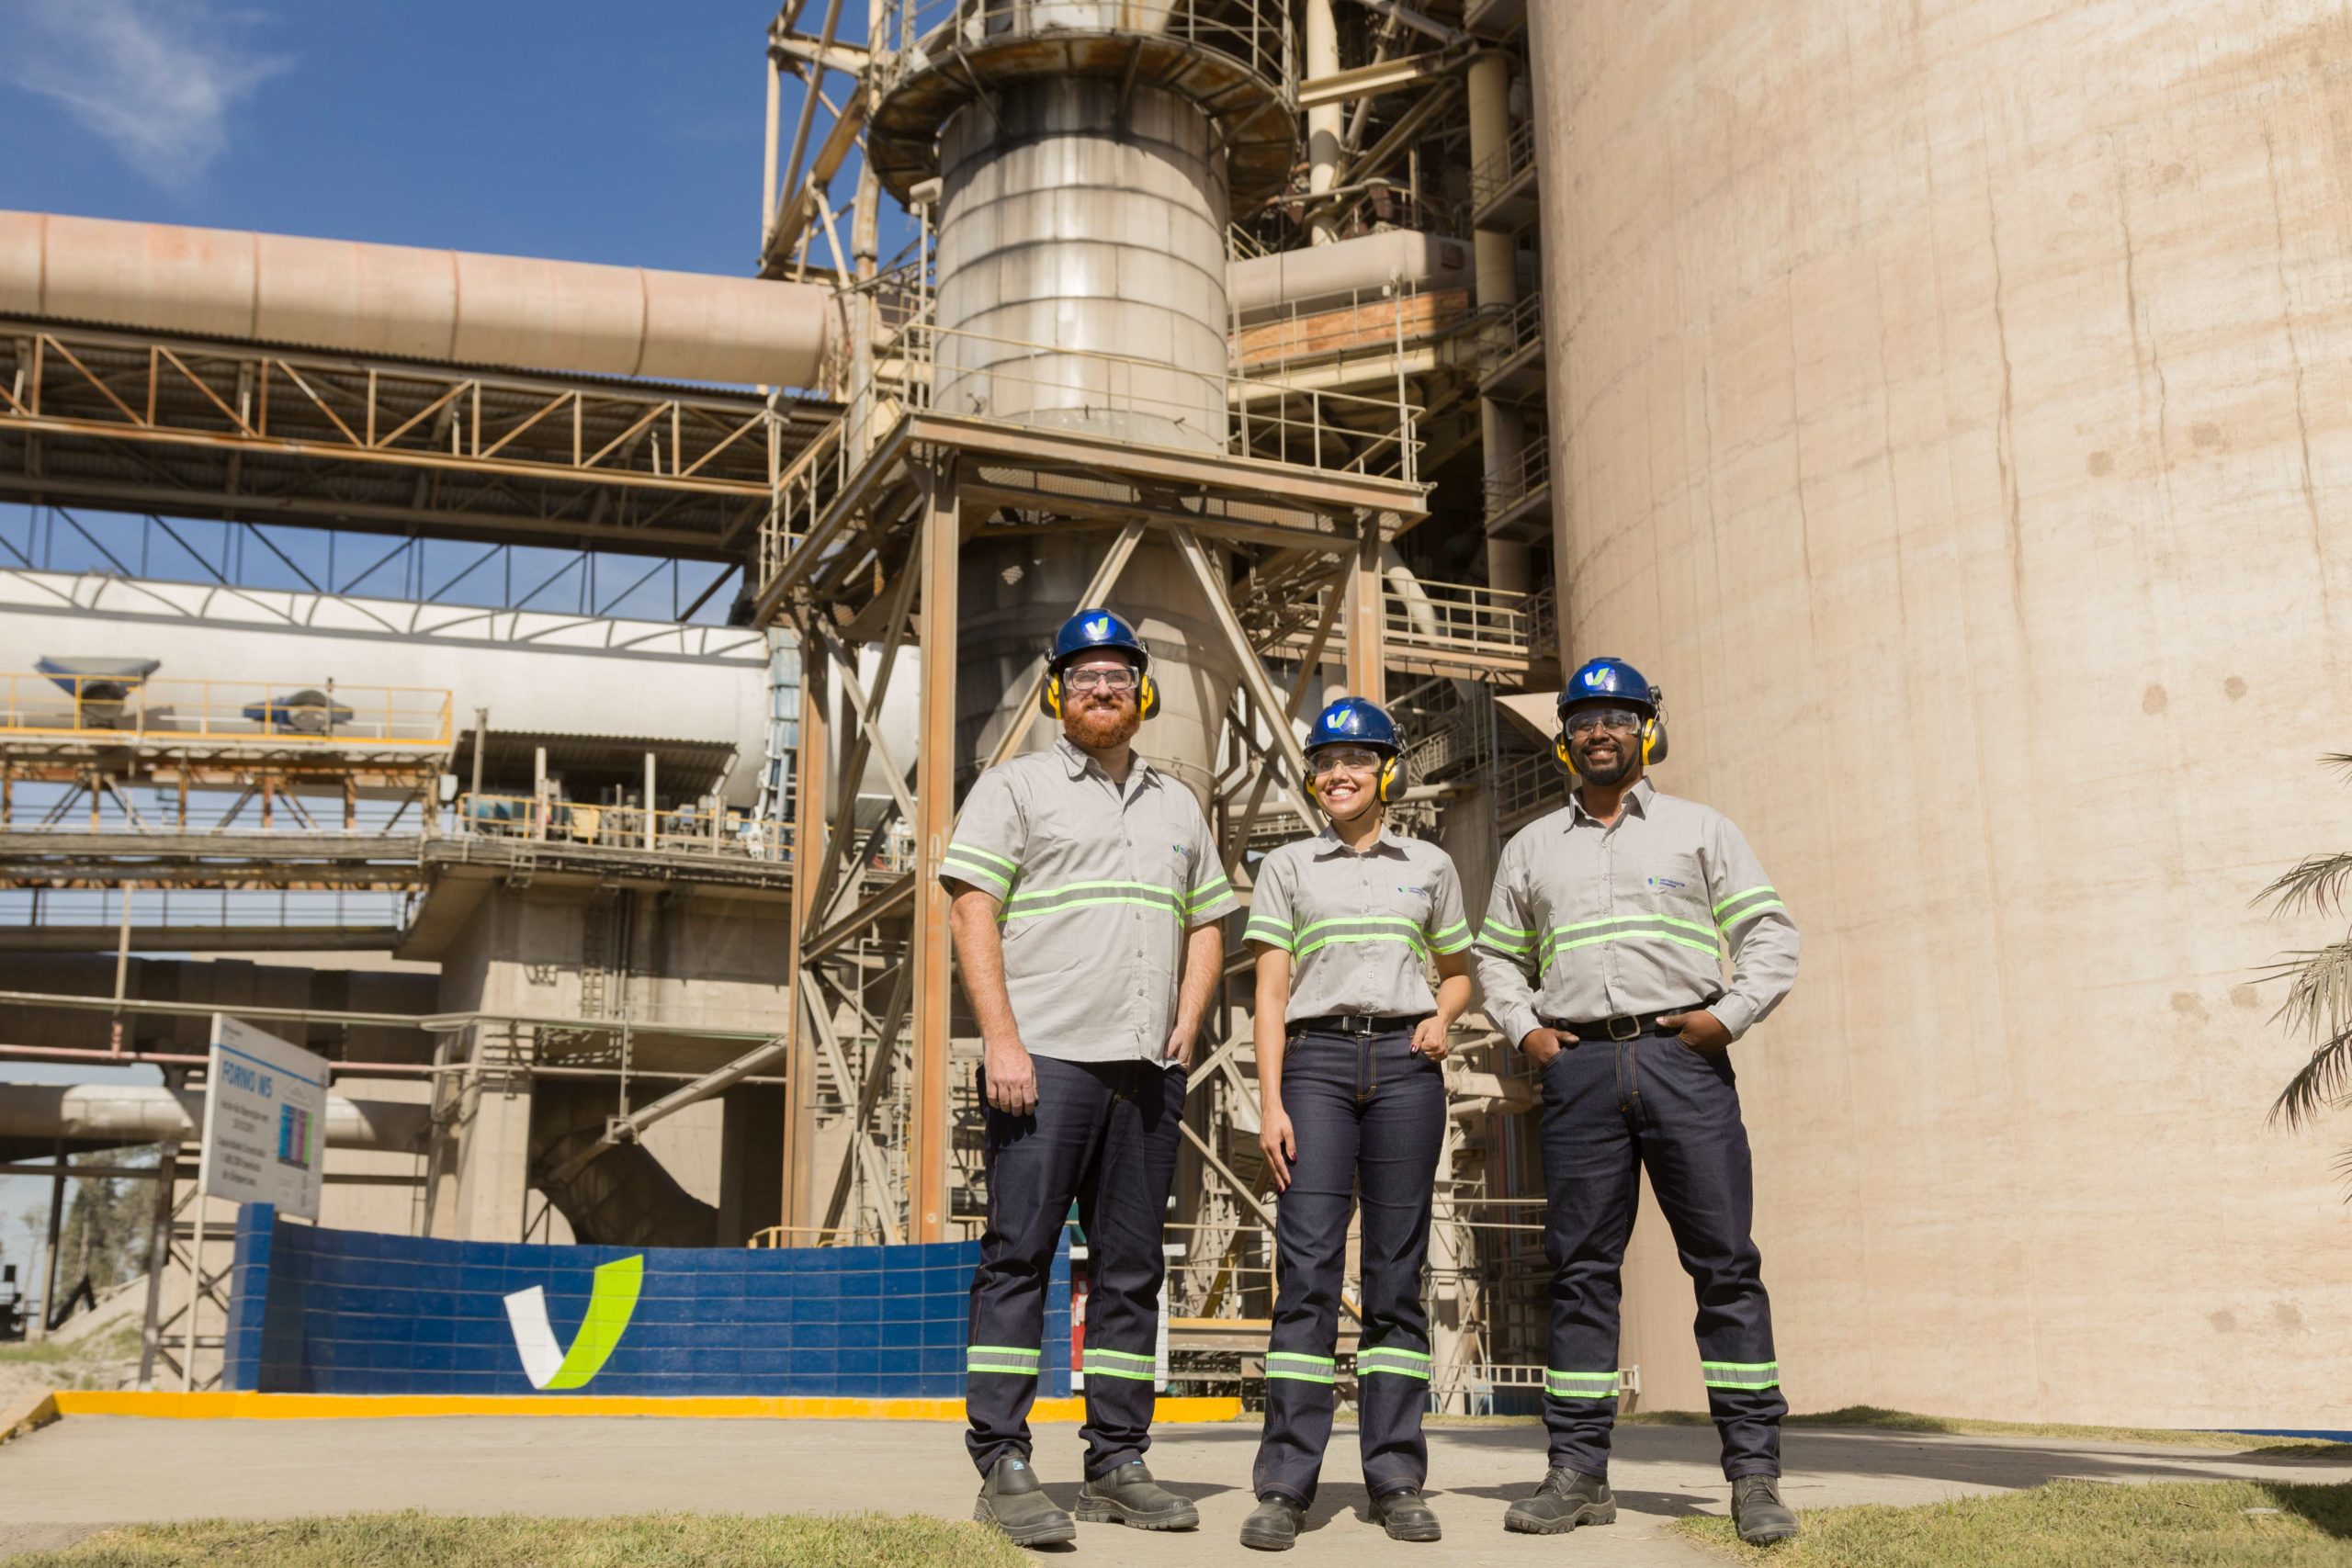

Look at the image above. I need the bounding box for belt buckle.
[1607,1013,1641,1042]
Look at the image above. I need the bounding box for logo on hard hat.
[1083,615,1113,640]
[1582,668,1607,687]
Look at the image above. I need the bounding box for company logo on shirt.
[1396,885,1431,897]
[1648,875,1687,891]
[1172,842,1193,862]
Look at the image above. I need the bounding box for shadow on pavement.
[1038,1479,1242,1510]
[1301,1482,1368,1531]
[1445,1482,1719,1518]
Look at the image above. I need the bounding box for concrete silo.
[1526,3,2352,1427]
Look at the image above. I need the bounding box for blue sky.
[0,1,794,274]
[0,2,887,619]
[0,1,837,1294]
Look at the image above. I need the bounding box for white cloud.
[0,0,291,186]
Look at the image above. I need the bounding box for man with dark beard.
[1473,657,1803,1546]
[941,608,1235,1548]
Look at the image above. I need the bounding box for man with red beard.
[941,608,1236,1548]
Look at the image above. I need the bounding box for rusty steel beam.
[907,455,958,1244]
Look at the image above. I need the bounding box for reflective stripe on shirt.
[941,736,1238,1064]
[1472,778,1798,1046]
[1245,824,1470,1022]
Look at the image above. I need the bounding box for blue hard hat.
[1049,608,1150,672]
[1306,696,1401,756]
[1558,656,1658,718]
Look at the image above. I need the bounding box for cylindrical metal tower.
[875,1,1296,795]
[933,78,1231,451]
[1529,2,2352,1430]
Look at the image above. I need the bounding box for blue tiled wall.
[224,1204,1070,1398]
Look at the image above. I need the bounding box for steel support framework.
[0,320,838,559]
[763,397,1425,1250]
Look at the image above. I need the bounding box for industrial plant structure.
[0,0,2344,1434]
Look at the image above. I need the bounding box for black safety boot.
[1502,1468,1617,1534]
[1238,1495,1306,1551]
[1732,1475,1801,1544]
[1370,1487,1442,1542]
[1075,1459,1200,1530]
[973,1454,1075,1548]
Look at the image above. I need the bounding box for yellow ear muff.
[1039,671,1063,718]
[1555,732,1577,774]
[1138,672,1159,721]
[1377,754,1400,802]
[1641,714,1668,766]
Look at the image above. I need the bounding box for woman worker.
[1238,696,1475,1551]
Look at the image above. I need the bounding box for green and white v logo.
[503,1254,643,1391]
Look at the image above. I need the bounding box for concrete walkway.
[3,1415,2346,1564]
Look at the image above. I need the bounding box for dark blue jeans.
[1537,1028,1785,1481]
[1253,1027,1446,1506]
[967,1054,1184,1480]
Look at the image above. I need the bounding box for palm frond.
[2261,941,2352,1128]
[2254,852,2352,915]
[2271,1026,2352,1130]
[2326,753,2352,781]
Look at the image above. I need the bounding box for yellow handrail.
[0,675,452,747]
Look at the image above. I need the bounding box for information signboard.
[198,1014,329,1221]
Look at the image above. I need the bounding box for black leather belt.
[1544,1001,1713,1042]
[1295,1011,1422,1036]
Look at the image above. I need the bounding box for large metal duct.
[1530,2,2352,1430]
[0,1084,426,1152]
[0,210,842,389]
[1227,229,1473,324]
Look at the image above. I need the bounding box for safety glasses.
[1307,747,1385,775]
[1564,707,1642,737]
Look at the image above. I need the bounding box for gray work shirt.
[1243,824,1471,1023]
[1474,777,1798,1048]
[941,736,1238,1065]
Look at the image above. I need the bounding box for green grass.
[1675,1479,2352,1567]
[7,1513,1024,1568]
[1620,1405,2352,1459]
[0,1341,74,1365]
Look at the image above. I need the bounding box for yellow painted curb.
[51,1391,1240,1424]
